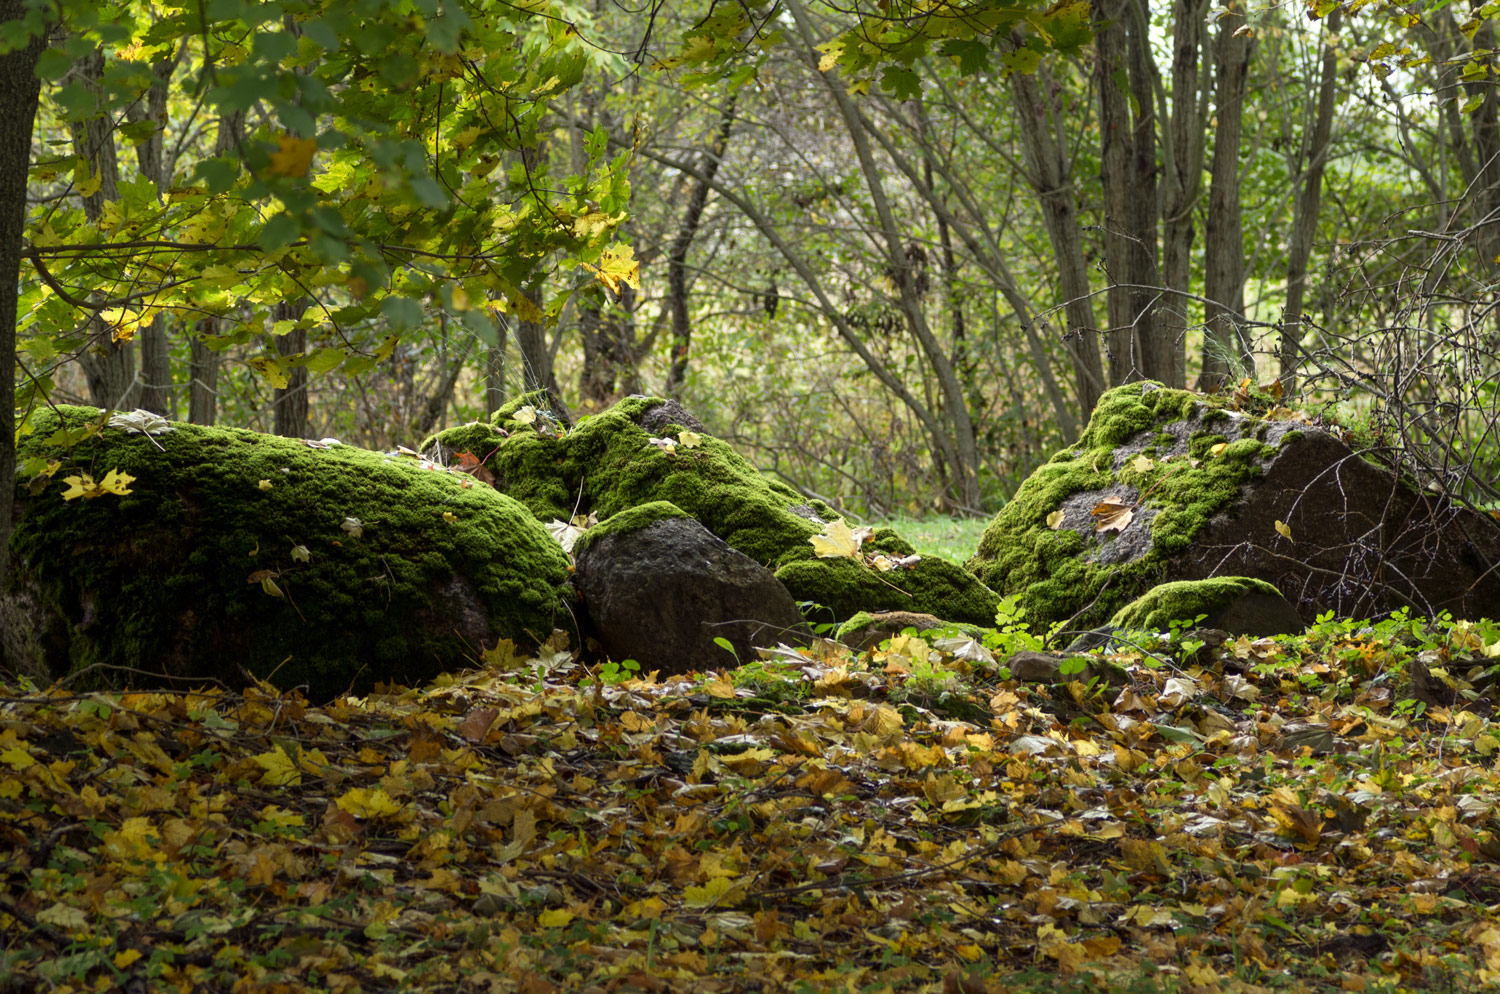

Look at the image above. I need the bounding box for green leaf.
[381,295,424,332]
[880,66,921,101]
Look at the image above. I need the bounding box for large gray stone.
[573,510,809,675]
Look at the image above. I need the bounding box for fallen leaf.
[1091,498,1133,534]
[1275,519,1293,541]
[1131,454,1154,473]
[810,519,869,558]
[1046,510,1065,530]
[1209,442,1228,457]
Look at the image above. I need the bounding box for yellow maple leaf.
[60,469,135,501]
[1209,441,1229,457]
[336,786,404,820]
[98,468,134,495]
[267,134,318,177]
[253,744,302,786]
[683,875,740,908]
[537,908,575,927]
[1046,509,1065,530]
[1274,519,1293,541]
[810,519,871,558]
[581,244,640,294]
[1131,454,1154,473]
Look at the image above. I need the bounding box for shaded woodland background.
[12,0,1500,519]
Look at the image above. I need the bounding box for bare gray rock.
[573,516,810,675]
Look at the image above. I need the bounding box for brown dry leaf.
[1092,498,1134,534]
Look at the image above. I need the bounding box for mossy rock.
[834,610,988,651]
[426,394,1001,626]
[4,407,573,700]
[970,380,1500,627]
[1109,577,1302,636]
[968,382,1272,628]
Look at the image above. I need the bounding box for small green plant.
[985,594,1044,658]
[594,658,641,684]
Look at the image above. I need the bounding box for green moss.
[12,406,572,699]
[968,382,1280,629]
[775,553,998,626]
[428,394,999,625]
[1109,577,1285,631]
[573,501,691,553]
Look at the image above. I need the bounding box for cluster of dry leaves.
[3,616,1499,993]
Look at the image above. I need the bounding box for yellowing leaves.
[335,786,404,820]
[61,468,135,501]
[267,134,318,177]
[810,518,871,558]
[254,744,302,786]
[581,244,640,293]
[1275,519,1294,541]
[1046,509,1065,530]
[683,875,744,908]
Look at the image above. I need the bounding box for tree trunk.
[1009,65,1106,414]
[484,328,507,417]
[69,48,137,410]
[789,0,981,509]
[579,286,638,412]
[1159,0,1209,389]
[664,96,737,397]
[273,300,310,437]
[1094,0,1160,385]
[1200,5,1255,390]
[129,51,177,415]
[414,312,474,434]
[188,112,242,426]
[0,1,47,580]
[1279,9,1339,394]
[189,322,221,425]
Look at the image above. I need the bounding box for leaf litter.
[3,612,1500,992]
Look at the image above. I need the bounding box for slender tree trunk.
[1159,0,1209,389]
[579,286,638,412]
[69,48,137,410]
[189,320,221,424]
[484,330,507,417]
[1280,9,1340,394]
[0,1,47,580]
[273,300,310,437]
[789,0,980,508]
[1200,4,1256,390]
[1009,65,1106,413]
[1095,0,1159,385]
[665,96,737,397]
[129,51,176,415]
[188,112,241,426]
[414,312,474,434]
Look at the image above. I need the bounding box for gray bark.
[665,97,736,397]
[69,48,137,410]
[188,112,243,426]
[1009,65,1106,414]
[1094,0,1160,385]
[129,52,177,416]
[1279,10,1340,394]
[1159,0,1210,389]
[1200,6,1256,390]
[273,299,310,437]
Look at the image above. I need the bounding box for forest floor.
[3,607,1500,993]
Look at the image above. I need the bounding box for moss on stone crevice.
[572,500,691,554]
[12,406,573,699]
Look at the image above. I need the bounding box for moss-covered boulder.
[3,407,573,700]
[1108,577,1302,635]
[573,502,809,674]
[427,393,1000,626]
[969,381,1500,628]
